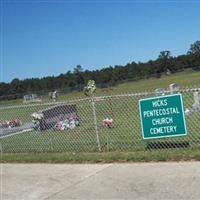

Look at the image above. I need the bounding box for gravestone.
[23,94,41,103]
[49,90,59,102]
[39,103,79,130]
[192,91,200,112]
[166,69,171,75]
[52,90,58,102]
[169,83,179,94]
[154,88,165,96]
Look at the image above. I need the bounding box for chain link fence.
[0,86,200,154]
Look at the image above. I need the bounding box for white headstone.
[52,90,57,102]
[23,94,41,103]
[193,91,200,105]
[192,91,200,112]
[169,83,179,94]
[166,69,171,75]
[154,88,165,96]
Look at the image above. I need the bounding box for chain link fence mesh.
[0,86,200,154]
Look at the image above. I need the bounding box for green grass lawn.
[2,148,200,163]
[0,69,200,161]
[1,87,200,153]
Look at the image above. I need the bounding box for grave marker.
[23,94,41,103]
[169,83,179,94]
[154,88,165,96]
[192,91,200,112]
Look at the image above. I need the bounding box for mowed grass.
[2,148,200,163]
[113,69,200,93]
[1,88,200,154]
[0,69,200,160]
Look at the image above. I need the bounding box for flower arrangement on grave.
[0,119,22,128]
[54,113,81,131]
[103,118,113,128]
[83,80,96,96]
[31,112,44,128]
[51,90,58,102]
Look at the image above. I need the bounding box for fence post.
[91,96,101,151]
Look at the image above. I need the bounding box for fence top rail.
[0,87,199,110]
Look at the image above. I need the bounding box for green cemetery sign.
[139,94,187,139]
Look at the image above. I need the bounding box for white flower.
[31,112,43,119]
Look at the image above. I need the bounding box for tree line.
[0,40,200,100]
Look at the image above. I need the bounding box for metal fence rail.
[0,86,200,153]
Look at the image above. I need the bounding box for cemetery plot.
[0,88,200,153]
[32,103,81,131]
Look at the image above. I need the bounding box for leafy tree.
[73,65,84,85]
[157,50,173,74]
[158,50,172,59]
[1,40,200,100]
[187,40,200,55]
[73,65,83,73]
